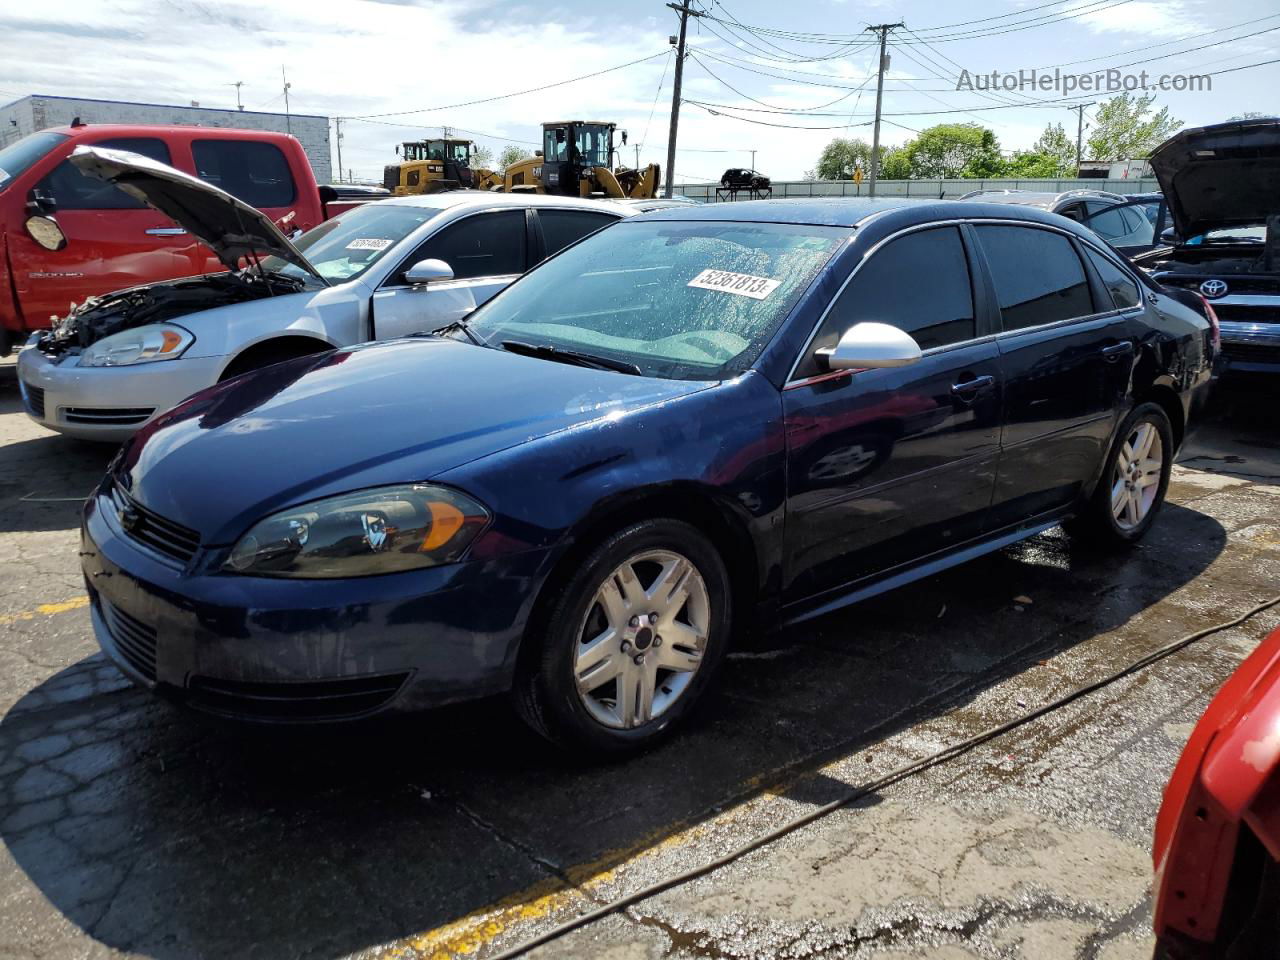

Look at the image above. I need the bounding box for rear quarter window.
[538,209,618,258]
[192,139,296,207]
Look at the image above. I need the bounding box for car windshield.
[0,131,69,192]
[465,219,849,380]
[261,203,440,283]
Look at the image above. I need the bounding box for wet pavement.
[2,357,1279,960]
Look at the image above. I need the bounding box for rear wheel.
[515,519,731,755]
[1066,401,1173,548]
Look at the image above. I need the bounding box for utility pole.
[664,1,704,198]
[229,81,244,111]
[1069,102,1096,177]
[281,66,292,134]
[750,148,756,170]
[334,117,344,184]
[635,144,641,169]
[865,22,902,197]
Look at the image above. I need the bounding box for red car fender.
[1154,626,1280,942]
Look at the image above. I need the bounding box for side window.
[538,210,617,259]
[1084,247,1142,309]
[407,210,526,281]
[1082,203,1129,241]
[798,226,975,379]
[1057,203,1085,222]
[975,225,1095,332]
[38,137,172,210]
[191,140,296,207]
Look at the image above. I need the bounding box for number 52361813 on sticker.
[686,268,781,300]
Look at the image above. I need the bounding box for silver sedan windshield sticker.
[346,238,393,251]
[687,268,781,300]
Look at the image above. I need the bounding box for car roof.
[46,124,301,143]
[379,192,633,215]
[626,195,1102,235]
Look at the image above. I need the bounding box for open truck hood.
[68,145,329,286]
[1149,117,1280,239]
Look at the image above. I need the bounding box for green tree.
[471,145,495,169]
[1086,93,1181,161]
[1030,122,1075,176]
[1001,151,1063,178]
[815,137,872,180]
[902,123,1003,178]
[1229,111,1267,120]
[498,145,532,170]
[879,146,911,180]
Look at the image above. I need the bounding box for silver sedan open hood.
[69,145,329,286]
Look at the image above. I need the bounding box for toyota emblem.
[1200,279,1228,299]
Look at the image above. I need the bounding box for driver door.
[371,208,530,340]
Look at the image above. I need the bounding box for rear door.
[14,136,188,324]
[782,225,1002,603]
[370,208,529,340]
[532,208,620,260]
[974,223,1136,526]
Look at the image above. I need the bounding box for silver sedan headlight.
[80,324,194,367]
[223,484,490,578]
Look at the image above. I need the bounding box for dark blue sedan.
[82,198,1215,754]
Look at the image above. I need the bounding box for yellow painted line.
[387,776,804,960]
[0,595,90,627]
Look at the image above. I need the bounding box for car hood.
[1149,117,1280,238]
[69,146,328,285]
[116,337,713,543]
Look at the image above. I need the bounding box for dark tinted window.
[410,209,526,280]
[1082,203,1129,241]
[0,131,68,192]
[191,139,295,207]
[976,225,1094,331]
[800,227,975,377]
[538,209,617,258]
[38,137,172,210]
[1084,247,1141,309]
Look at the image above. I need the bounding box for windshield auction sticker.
[687,269,781,300]
[346,238,393,251]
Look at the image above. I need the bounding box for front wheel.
[514,519,731,755]
[1066,402,1173,548]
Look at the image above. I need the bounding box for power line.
[342,50,668,119]
[689,51,872,112]
[688,100,874,130]
[639,49,674,150]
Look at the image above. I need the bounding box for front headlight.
[223,484,490,578]
[80,324,194,367]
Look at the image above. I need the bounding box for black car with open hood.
[1133,117,1280,377]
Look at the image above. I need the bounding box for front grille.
[1223,341,1280,366]
[186,673,411,721]
[63,407,154,426]
[21,384,46,418]
[101,598,158,681]
[109,482,201,564]
[1213,304,1280,325]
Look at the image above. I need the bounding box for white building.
[0,93,332,182]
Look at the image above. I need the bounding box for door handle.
[144,227,188,236]
[950,374,995,399]
[1101,340,1134,361]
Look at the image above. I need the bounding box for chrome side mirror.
[404,258,454,285]
[818,322,922,371]
[25,216,67,252]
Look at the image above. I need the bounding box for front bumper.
[1218,321,1280,375]
[82,487,558,721]
[16,345,225,441]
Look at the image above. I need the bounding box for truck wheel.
[1066,402,1173,548]
[514,519,731,756]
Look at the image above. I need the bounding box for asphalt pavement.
[2,357,1278,960]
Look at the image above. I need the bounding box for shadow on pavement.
[0,501,1227,959]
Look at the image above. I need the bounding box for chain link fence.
[672,178,1159,202]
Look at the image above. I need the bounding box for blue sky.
[1,0,1277,182]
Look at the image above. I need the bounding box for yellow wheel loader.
[383,139,478,195]
[474,121,660,198]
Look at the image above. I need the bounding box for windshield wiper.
[428,318,483,346]
[500,340,642,376]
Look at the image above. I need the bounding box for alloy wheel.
[1111,421,1164,530]
[573,549,710,729]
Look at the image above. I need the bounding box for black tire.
[514,518,732,756]
[1066,401,1173,548]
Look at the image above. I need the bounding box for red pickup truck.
[0,122,364,354]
